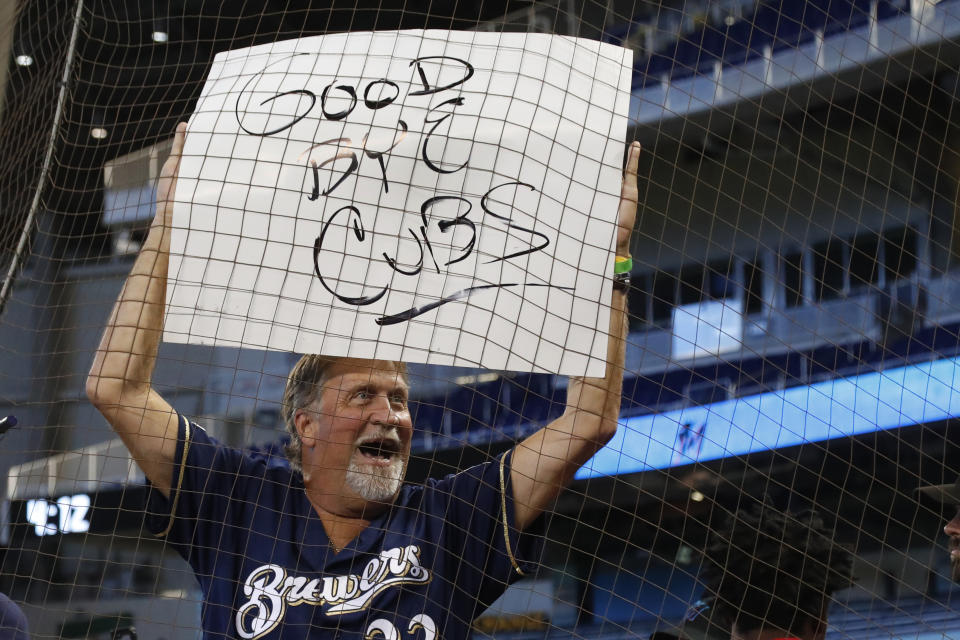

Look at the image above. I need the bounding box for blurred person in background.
[918,475,960,582]
[701,504,854,640]
[0,592,29,640]
[648,597,726,640]
[653,503,854,640]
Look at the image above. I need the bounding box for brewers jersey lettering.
[146,415,540,640]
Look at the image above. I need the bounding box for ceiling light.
[89,111,110,140]
[690,490,705,502]
[152,16,170,43]
[14,54,33,67]
[724,15,737,26]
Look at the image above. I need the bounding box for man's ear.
[294,408,315,447]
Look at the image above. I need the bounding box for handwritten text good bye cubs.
[165,29,632,375]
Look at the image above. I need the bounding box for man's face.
[945,506,960,582]
[297,359,412,515]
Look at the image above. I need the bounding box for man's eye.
[354,390,370,401]
[390,394,407,405]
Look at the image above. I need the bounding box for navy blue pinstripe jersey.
[146,415,540,640]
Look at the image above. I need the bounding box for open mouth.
[356,438,401,463]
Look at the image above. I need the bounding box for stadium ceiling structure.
[0,0,548,264]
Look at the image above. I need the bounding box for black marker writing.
[301,121,408,198]
[312,205,387,306]
[383,230,424,276]
[319,84,357,121]
[420,196,476,268]
[361,120,409,193]
[408,56,474,96]
[313,184,557,315]
[304,138,358,200]
[480,182,550,263]
[363,79,400,109]
[422,97,469,175]
[234,52,573,327]
[374,283,573,326]
[236,54,317,137]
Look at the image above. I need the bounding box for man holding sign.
[88,31,637,640]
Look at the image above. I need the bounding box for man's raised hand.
[617,141,641,256]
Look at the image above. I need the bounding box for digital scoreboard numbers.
[8,486,147,542]
[25,494,91,536]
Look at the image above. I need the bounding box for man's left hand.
[617,141,641,256]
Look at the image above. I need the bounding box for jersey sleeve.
[425,449,543,608]
[144,413,272,574]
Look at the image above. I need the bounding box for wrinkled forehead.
[322,358,409,390]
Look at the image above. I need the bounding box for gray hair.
[281,355,408,474]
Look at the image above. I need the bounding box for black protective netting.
[1,1,960,639]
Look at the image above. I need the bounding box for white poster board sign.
[165,29,632,376]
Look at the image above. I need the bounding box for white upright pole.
[0,0,85,317]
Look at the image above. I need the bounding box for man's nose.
[945,513,960,537]
[367,395,407,426]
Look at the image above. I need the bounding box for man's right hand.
[86,123,187,498]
